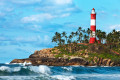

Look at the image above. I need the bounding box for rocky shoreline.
[10,48,119,66]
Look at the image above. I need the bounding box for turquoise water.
[0,63,120,80]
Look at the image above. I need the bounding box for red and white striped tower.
[89,8,96,43]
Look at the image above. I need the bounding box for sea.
[0,63,120,80]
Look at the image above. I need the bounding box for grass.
[112,45,120,53]
[53,44,120,64]
[88,52,120,62]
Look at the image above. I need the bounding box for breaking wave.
[0,64,120,80]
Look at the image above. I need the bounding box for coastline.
[10,44,120,66]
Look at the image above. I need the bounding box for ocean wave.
[29,65,51,75]
[0,64,120,80]
[0,76,50,80]
[52,75,76,80]
[0,65,51,76]
[61,67,73,71]
[0,66,21,72]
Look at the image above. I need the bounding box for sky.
[0,0,120,63]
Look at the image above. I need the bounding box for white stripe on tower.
[91,19,96,26]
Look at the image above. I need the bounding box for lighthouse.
[89,8,96,43]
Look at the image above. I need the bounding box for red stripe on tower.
[89,8,96,43]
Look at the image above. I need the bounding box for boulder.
[110,62,114,66]
[106,59,111,66]
[102,59,108,66]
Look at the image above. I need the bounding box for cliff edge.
[10,44,120,66]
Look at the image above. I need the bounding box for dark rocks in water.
[10,58,89,66]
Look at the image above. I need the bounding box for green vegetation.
[52,27,120,62]
[52,27,120,52]
[88,52,120,63]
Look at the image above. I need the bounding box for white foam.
[38,65,51,74]
[12,67,21,72]
[5,62,9,64]
[71,74,120,79]
[29,65,51,75]
[52,75,76,80]
[23,62,32,66]
[62,67,72,71]
[0,66,11,72]
[0,76,40,80]
[0,66,21,72]
[11,63,24,65]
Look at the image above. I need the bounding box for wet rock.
[110,62,114,66]
[102,59,108,66]
[106,59,111,66]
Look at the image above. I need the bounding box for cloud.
[0,34,52,47]
[11,0,42,4]
[21,13,55,23]
[110,24,120,30]
[113,14,118,17]
[21,13,71,23]
[54,0,73,5]
[60,13,71,17]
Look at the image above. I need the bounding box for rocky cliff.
[10,45,120,66]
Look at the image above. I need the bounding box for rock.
[10,59,25,63]
[110,62,114,66]
[102,59,108,66]
[106,59,111,66]
[99,58,103,65]
[84,54,89,58]
[10,57,89,66]
[93,57,97,65]
[97,58,100,65]
[10,47,118,66]
[29,48,55,58]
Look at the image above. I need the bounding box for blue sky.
[0,0,120,63]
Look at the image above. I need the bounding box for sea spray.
[0,64,120,80]
[29,65,51,75]
[38,65,51,75]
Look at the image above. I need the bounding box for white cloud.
[11,0,41,4]
[14,35,51,45]
[21,13,71,23]
[110,24,120,30]
[60,13,70,17]
[54,0,73,5]
[44,35,51,44]
[15,36,40,42]
[21,13,55,23]
[113,14,118,17]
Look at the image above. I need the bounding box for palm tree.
[52,36,57,43]
[78,27,82,32]
[71,32,75,37]
[69,35,73,41]
[101,32,106,43]
[83,34,88,43]
[79,32,83,43]
[62,31,66,37]
[87,28,90,37]
[75,31,78,36]
[96,30,102,43]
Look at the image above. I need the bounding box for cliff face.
[10,44,120,66]
[10,48,89,66]
[11,58,89,66]
[29,48,55,58]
